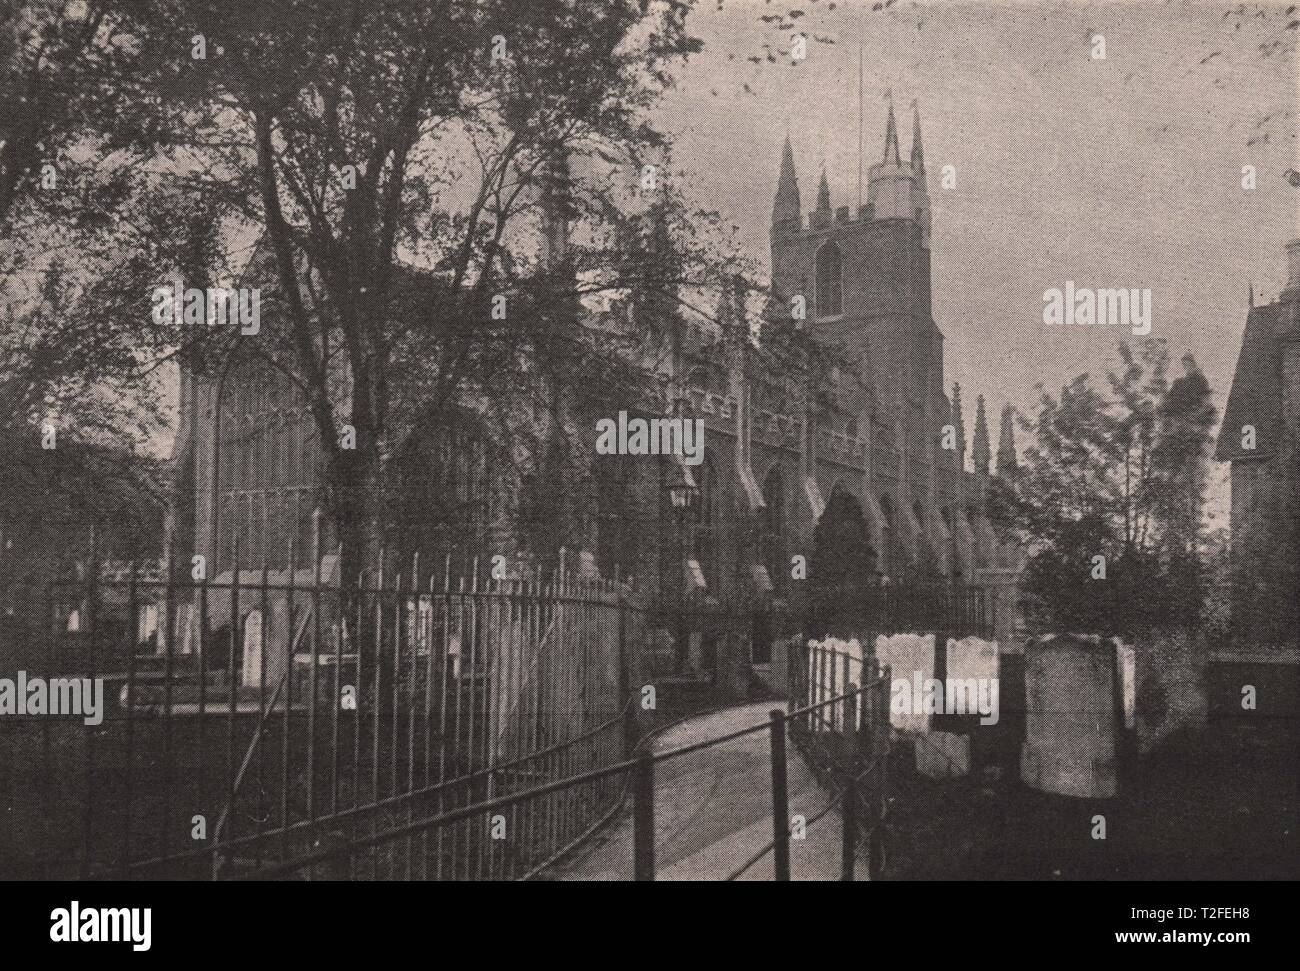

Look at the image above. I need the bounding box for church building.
[167,101,1023,691]
[1215,240,1300,650]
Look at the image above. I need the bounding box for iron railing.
[0,514,993,880]
[248,673,895,882]
[242,636,934,882]
[0,521,656,880]
[808,582,991,642]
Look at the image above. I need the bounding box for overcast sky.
[656,0,1299,520]
[150,2,1296,523]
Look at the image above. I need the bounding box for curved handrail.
[243,676,891,880]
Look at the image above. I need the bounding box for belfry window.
[815,242,842,319]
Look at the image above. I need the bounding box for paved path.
[545,702,854,880]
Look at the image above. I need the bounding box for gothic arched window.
[913,500,934,576]
[811,484,875,625]
[815,241,843,319]
[395,413,496,563]
[967,504,982,568]
[879,493,896,579]
[217,358,320,573]
[692,456,719,590]
[942,506,958,578]
[595,455,636,583]
[761,466,786,593]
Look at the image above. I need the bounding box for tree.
[1,3,241,543]
[989,342,1218,635]
[55,0,717,582]
[811,488,875,622]
[0,0,157,234]
[0,168,228,549]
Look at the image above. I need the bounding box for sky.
[144,1,1297,523]
[653,0,1299,522]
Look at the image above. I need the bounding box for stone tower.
[769,100,942,445]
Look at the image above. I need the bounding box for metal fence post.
[841,781,856,881]
[786,637,797,715]
[768,709,790,881]
[618,599,636,758]
[841,688,858,880]
[859,674,873,758]
[868,685,887,882]
[867,817,884,881]
[632,750,655,881]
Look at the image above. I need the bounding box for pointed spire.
[996,404,1017,475]
[973,395,991,475]
[1248,281,1254,308]
[772,135,801,228]
[951,383,966,455]
[883,101,901,166]
[816,165,831,212]
[909,100,925,174]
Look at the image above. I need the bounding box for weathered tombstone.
[240,609,263,688]
[1020,634,1135,798]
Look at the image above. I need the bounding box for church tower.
[770,101,938,400]
[769,99,944,502]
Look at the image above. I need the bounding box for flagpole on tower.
[857,39,864,211]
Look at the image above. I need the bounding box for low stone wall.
[1206,643,1299,721]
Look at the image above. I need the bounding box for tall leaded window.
[657,459,677,595]
[217,360,319,573]
[914,499,932,575]
[815,241,843,319]
[436,427,489,536]
[595,455,637,582]
[942,506,957,578]
[692,456,719,590]
[393,413,498,563]
[879,493,895,579]
[761,466,786,593]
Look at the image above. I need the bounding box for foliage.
[989,342,1218,635]
[0,0,730,578]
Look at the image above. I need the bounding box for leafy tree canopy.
[989,342,1217,635]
